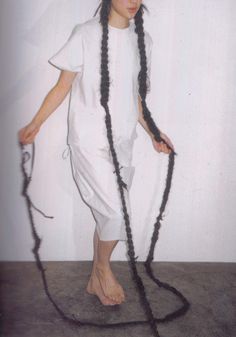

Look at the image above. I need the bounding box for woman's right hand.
[18,121,41,145]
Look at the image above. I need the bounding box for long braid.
[134,2,190,323]
[135,8,162,139]
[18,1,191,336]
[99,1,160,336]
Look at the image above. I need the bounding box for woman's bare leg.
[95,233,126,304]
[86,228,116,305]
[86,228,125,305]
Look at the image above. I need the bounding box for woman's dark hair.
[92,1,189,336]
[19,2,190,337]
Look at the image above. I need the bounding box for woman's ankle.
[90,261,110,276]
[95,261,111,271]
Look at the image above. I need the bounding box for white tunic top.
[48,16,153,241]
[48,16,153,167]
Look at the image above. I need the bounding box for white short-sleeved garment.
[48,16,153,241]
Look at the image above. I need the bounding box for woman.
[18,0,175,307]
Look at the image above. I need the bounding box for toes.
[103,293,125,305]
[103,297,116,306]
[107,293,122,304]
[109,295,120,303]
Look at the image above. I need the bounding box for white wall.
[0,0,235,262]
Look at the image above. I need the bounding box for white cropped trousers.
[68,141,135,241]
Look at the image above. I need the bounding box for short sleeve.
[145,32,153,94]
[48,24,83,73]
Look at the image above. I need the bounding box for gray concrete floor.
[0,261,235,337]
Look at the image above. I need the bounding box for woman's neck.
[108,11,130,29]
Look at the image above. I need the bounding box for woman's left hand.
[151,131,175,154]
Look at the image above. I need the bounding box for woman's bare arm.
[32,70,78,127]
[137,95,174,154]
[18,70,78,145]
[137,95,155,139]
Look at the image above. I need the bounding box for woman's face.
[111,0,142,20]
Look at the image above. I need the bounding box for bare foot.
[86,272,118,306]
[95,264,126,304]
